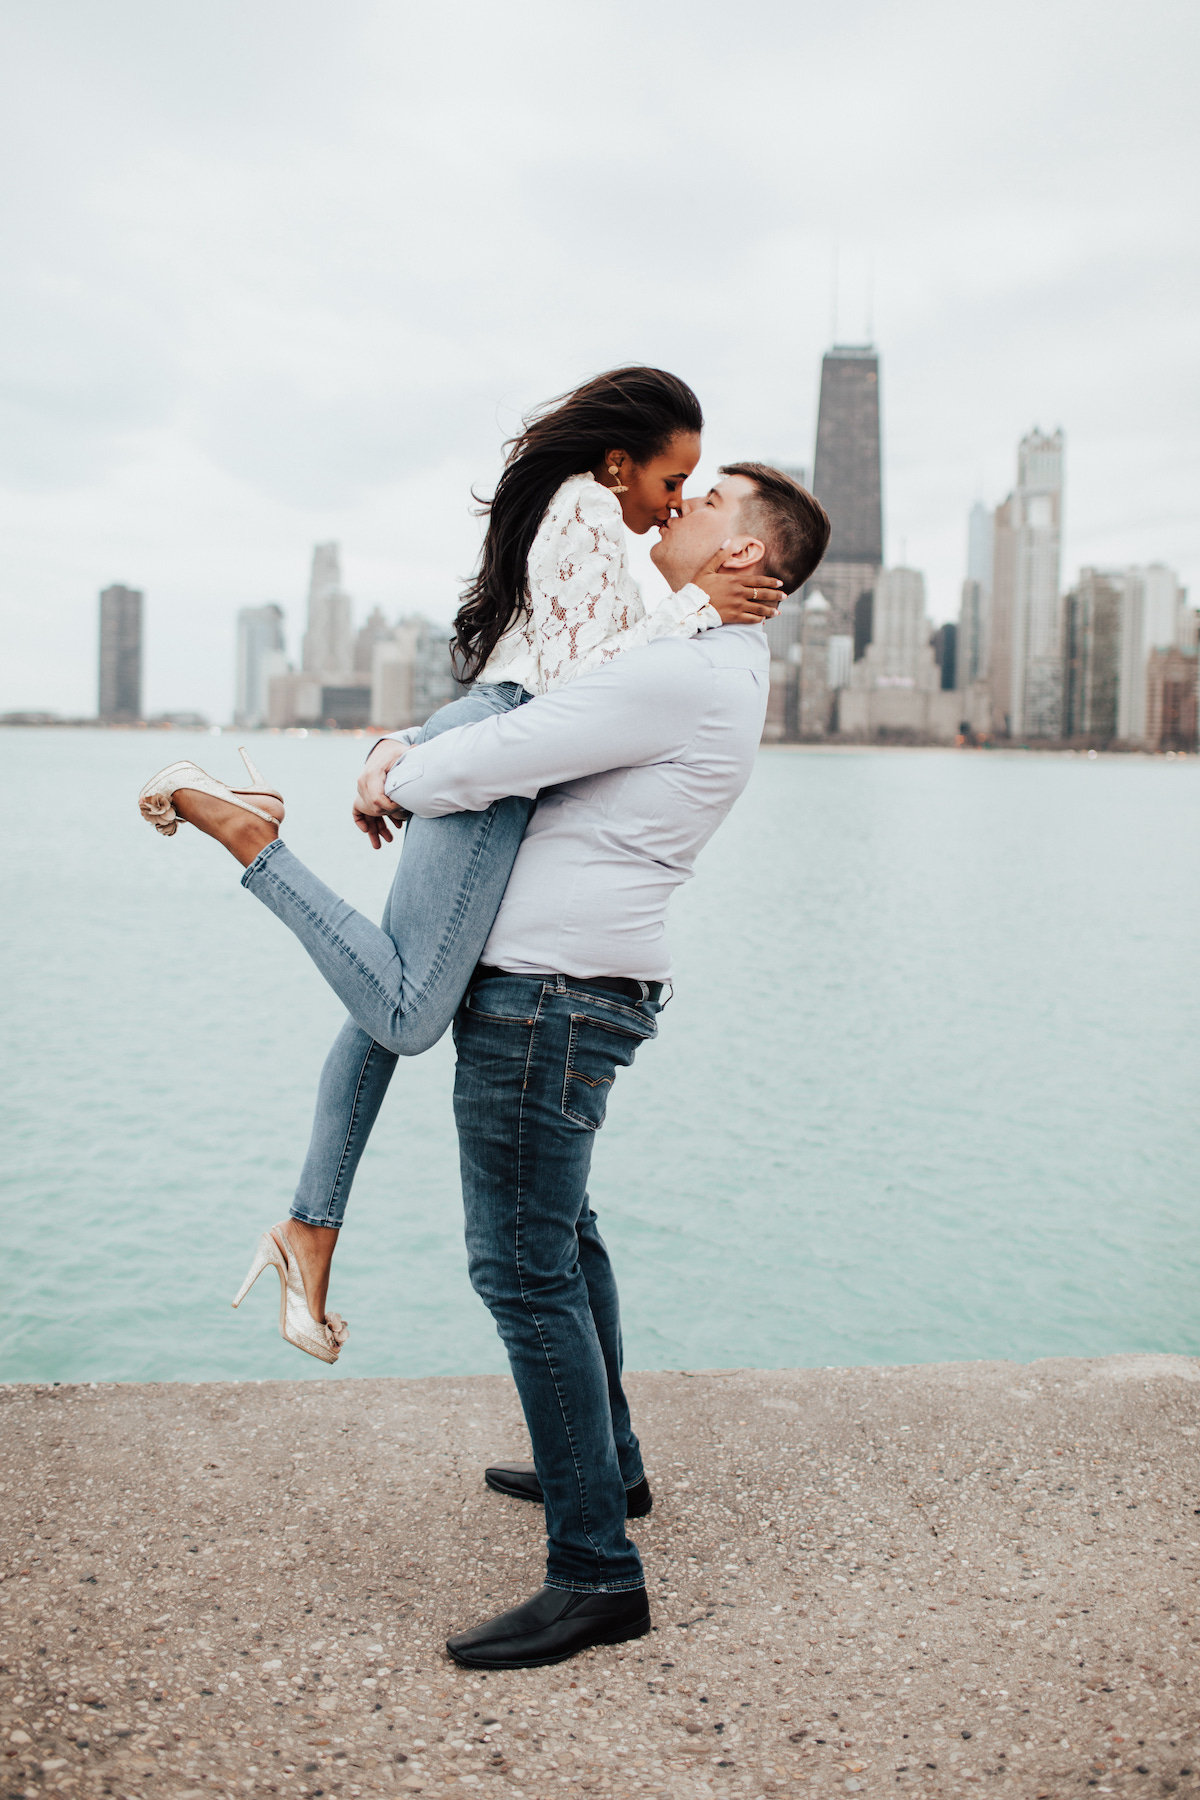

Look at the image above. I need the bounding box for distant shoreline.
[1,717,1193,758]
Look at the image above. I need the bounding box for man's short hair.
[719,463,831,594]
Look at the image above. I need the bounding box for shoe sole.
[484,1472,653,1519]
[446,1611,652,1670]
[484,1472,538,1503]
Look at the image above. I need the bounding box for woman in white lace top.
[140,368,783,1355]
[456,368,776,697]
[476,471,723,693]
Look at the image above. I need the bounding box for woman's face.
[601,430,702,535]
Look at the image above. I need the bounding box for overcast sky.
[3,0,1197,718]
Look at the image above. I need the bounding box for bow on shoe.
[141,793,179,836]
[324,1313,349,1352]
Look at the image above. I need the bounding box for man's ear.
[720,535,767,570]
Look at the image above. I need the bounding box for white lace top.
[476,473,720,695]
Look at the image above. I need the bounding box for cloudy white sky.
[3,0,1197,719]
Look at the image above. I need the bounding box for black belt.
[472,964,664,1005]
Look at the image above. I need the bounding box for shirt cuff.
[663,582,721,633]
[383,749,423,804]
[368,726,420,760]
[676,582,721,629]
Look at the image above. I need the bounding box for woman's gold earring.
[608,462,629,495]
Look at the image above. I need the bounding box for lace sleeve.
[528,479,719,691]
[555,582,721,685]
[526,482,630,690]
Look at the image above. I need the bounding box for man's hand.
[353,739,411,850]
[690,546,785,623]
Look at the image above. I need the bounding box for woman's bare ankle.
[274,1220,339,1323]
[173,788,277,867]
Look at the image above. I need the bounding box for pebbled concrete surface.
[1,1356,1198,1800]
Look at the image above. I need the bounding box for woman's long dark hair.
[452,366,703,683]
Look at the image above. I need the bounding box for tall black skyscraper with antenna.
[806,344,883,643]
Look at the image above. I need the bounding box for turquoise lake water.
[2,728,1197,1386]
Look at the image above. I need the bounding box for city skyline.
[3,0,1196,721]
[58,394,1196,748]
[21,348,1191,726]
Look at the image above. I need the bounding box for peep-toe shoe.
[231,1225,349,1365]
[138,746,285,837]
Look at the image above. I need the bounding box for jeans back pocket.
[562,1010,655,1131]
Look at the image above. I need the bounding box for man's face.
[649,474,758,586]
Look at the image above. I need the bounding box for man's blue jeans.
[453,973,660,1591]
[241,683,533,1228]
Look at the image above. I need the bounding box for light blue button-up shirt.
[385,624,769,981]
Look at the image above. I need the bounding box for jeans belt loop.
[555,972,566,993]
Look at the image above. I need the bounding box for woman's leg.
[281,1020,397,1317]
[241,690,534,1057]
[254,686,535,1308]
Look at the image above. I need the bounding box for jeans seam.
[255,866,397,1017]
[559,989,658,1028]
[408,685,531,1011]
[515,990,607,1583]
[562,1014,608,1131]
[241,835,286,886]
[325,1041,384,1224]
[542,1579,647,1594]
[410,798,505,1008]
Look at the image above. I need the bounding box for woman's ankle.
[173,789,278,866]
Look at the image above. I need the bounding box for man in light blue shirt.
[145,462,827,1667]
[372,465,831,1669]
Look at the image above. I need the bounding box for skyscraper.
[1062,563,1188,744]
[1144,648,1199,751]
[836,565,970,741]
[354,606,393,674]
[235,603,287,728]
[301,542,354,678]
[847,567,939,695]
[957,501,994,690]
[808,344,883,636]
[98,584,143,720]
[988,429,1064,738]
[1062,570,1122,741]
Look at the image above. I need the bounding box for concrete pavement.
[2,1355,1198,1800]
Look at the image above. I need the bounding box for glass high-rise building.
[807,344,883,637]
[301,542,354,678]
[98,584,143,720]
[235,603,287,728]
[957,501,995,690]
[989,429,1064,738]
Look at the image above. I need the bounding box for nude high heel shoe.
[138,747,286,838]
[232,1226,349,1364]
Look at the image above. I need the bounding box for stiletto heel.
[232,1231,284,1308]
[137,756,286,836]
[231,1225,348,1365]
[235,745,276,793]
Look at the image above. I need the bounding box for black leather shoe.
[446,1583,651,1669]
[484,1461,653,1518]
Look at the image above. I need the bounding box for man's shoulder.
[645,622,770,674]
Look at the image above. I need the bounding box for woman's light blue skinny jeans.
[240,682,533,1229]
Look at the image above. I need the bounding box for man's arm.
[385,641,706,818]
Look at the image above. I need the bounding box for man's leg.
[575,1201,644,1491]
[483,1199,651,1516]
[446,975,659,1666]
